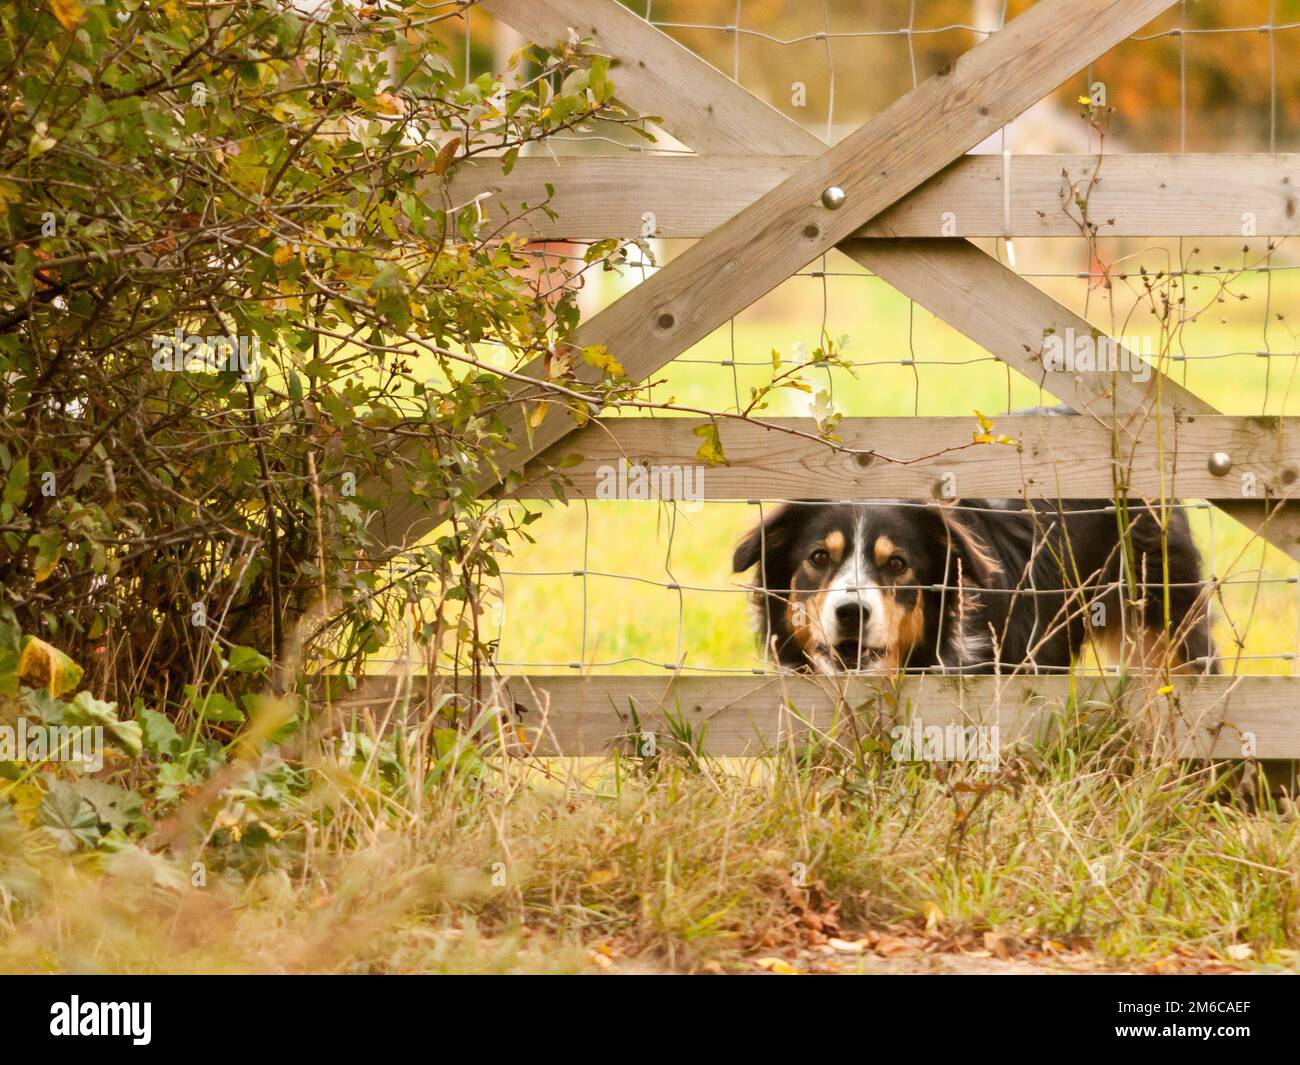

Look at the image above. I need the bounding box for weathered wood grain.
[333,673,1300,759]
[511,414,1300,501]
[452,153,1300,240]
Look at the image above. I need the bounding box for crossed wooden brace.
[371,0,1300,563]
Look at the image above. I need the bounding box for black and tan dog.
[733,497,1217,675]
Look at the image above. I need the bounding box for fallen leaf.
[983,930,1018,959]
[754,957,802,975]
[874,935,920,958]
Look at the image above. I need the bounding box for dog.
[733,497,1217,675]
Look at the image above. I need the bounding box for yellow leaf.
[33,547,61,584]
[432,137,462,177]
[529,401,548,428]
[7,782,45,828]
[754,957,802,975]
[49,0,85,31]
[374,93,403,115]
[272,244,294,266]
[583,346,625,378]
[18,635,84,697]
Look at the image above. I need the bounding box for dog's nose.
[835,601,870,631]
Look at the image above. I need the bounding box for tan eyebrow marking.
[873,535,899,567]
[825,530,846,562]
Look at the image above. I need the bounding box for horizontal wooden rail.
[447,153,1300,240]
[507,414,1300,501]
[332,674,1300,759]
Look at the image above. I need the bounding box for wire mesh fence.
[392,0,1300,683]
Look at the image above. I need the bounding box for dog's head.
[732,502,1000,673]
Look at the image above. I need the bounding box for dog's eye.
[810,548,831,567]
[885,555,907,575]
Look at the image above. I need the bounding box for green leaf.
[72,780,146,834]
[40,783,101,853]
[140,707,184,759]
[65,691,143,756]
[183,684,244,724]
[2,456,27,506]
[80,93,108,129]
[225,644,270,673]
[12,249,35,302]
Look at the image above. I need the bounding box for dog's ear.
[926,504,1001,588]
[733,503,803,574]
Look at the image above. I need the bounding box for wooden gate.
[358,0,1300,761]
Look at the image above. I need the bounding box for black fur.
[733,498,1218,674]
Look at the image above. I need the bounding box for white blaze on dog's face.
[818,516,888,663]
[733,502,999,674]
[781,505,928,673]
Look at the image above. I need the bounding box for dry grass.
[2,690,1298,974]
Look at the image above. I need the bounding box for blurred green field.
[471,237,1300,676]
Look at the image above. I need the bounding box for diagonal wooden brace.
[374,0,1178,550]
[460,0,1300,562]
